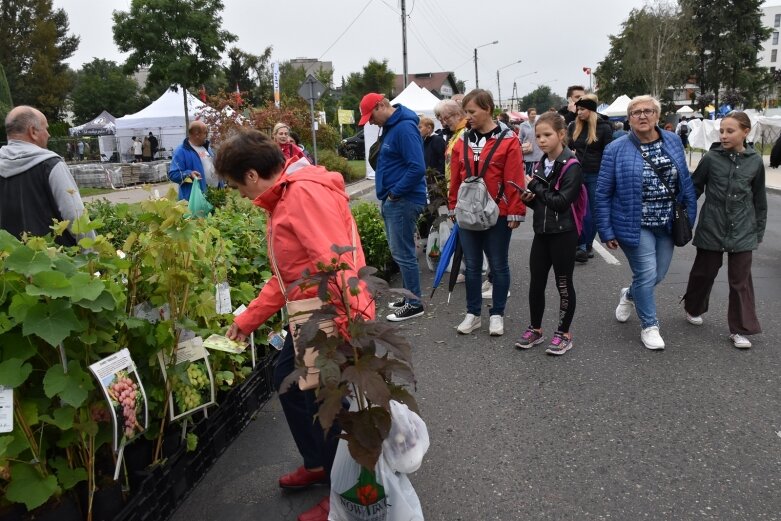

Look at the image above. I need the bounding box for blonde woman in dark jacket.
[682,111,767,349]
[567,94,612,262]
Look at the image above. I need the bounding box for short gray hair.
[626,95,661,118]
[4,106,42,137]
[435,99,464,119]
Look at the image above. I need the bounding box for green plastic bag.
[187,180,214,218]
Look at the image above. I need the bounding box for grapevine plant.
[0,190,272,517]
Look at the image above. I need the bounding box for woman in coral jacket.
[448,89,526,338]
[217,130,374,521]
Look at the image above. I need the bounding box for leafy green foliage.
[112,0,237,94]
[351,203,393,280]
[317,150,353,182]
[519,85,566,113]
[0,0,79,120]
[70,59,144,122]
[595,2,694,101]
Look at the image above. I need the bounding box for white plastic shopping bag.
[329,401,428,521]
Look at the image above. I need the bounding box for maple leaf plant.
[279,245,419,471]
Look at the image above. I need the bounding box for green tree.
[519,85,565,112]
[223,46,273,106]
[112,0,237,127]
[0,0,79,120]
[595,2,694,102]
[70,59,144,122]
[341,59,395,122]
[681,0,770,110]
[0,63,12,120]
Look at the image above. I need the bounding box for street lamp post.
[496,59,522,111]
[474,40,498,89]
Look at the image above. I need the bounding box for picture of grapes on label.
[106,370,146,441]
[170,361,211,416]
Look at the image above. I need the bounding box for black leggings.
[528,230,578,333]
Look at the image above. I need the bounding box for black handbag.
[629,135,693,247]
[368,130,383,171]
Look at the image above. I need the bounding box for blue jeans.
[620,227,675,329]
[578,171,598,252]
[459,216,513,316]
[381,197,424,306]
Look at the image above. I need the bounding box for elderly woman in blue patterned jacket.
[594,95,697,351]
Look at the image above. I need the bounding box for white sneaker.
[456,273,465,284]
[489,315,504,336]
[686,312,703,326]
[615,287,634,323]
[730,333,752,349]
[641,326,665,350]
[457,313,481,334]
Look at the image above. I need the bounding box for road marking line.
[593,242,621,265]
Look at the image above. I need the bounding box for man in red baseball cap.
[358,92,427,322]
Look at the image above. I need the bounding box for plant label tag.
[233,304,247,316]
[0,386,12,433]
[215,282,232,314]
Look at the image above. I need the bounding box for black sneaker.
[387,297,407,310]
[575,249,589,263]
[587,245,594,258]
[386,302,424,322]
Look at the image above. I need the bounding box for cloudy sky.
[53,0,781,102]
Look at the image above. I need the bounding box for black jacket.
[558,106,576,125]
[526,148,583,235]
[567,116,613,173]
[422,133,446,177]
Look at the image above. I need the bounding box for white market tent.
[602,94,632,118]
[115,86,212,161]
[687,114,781,150]
[676,105,695,114]
[363,82,442,179]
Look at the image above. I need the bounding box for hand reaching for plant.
[226,322,247,342]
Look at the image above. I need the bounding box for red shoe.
[279,466,328,489]
[298,496,329,521]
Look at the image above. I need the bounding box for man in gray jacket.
[0,106,94,246]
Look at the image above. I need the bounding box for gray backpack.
[455,129,508,231]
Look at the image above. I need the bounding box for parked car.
[338,129,365,160]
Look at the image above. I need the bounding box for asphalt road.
[172,191,781,521]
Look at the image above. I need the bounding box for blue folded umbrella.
[431,222,459,301]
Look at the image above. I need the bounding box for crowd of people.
[0,86,768,520]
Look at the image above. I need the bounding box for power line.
[407,21,448,71]
[414,0,472,57]
[318,0,375,61]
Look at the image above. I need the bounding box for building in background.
[392,72,461,100]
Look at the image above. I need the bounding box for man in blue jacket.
[359,93,427,321]
[168,121,221,200]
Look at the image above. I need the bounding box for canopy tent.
[363,82,442,179]
[687,114,781,150]
[115,86,213,161]
[507,111,527,123]
[676,105,694,114]
[69,111,116,136]
[601,94,632,118]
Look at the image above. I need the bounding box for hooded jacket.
[233,161,376,336]
[691,145,766,252]
[567,116,613,173]
[448,127,526,221]
[526,148,584,234]
[375,104,427,204]
[595,128,697,247]
[0,139,94,246]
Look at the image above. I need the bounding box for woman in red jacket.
[218,130,373,521]
[273,122,307,162]
[448,89,526,337]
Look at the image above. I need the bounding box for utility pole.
[401,0,408,88]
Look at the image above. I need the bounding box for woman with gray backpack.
[448,89,526,337]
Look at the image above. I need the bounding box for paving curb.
[347,178,375,199]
